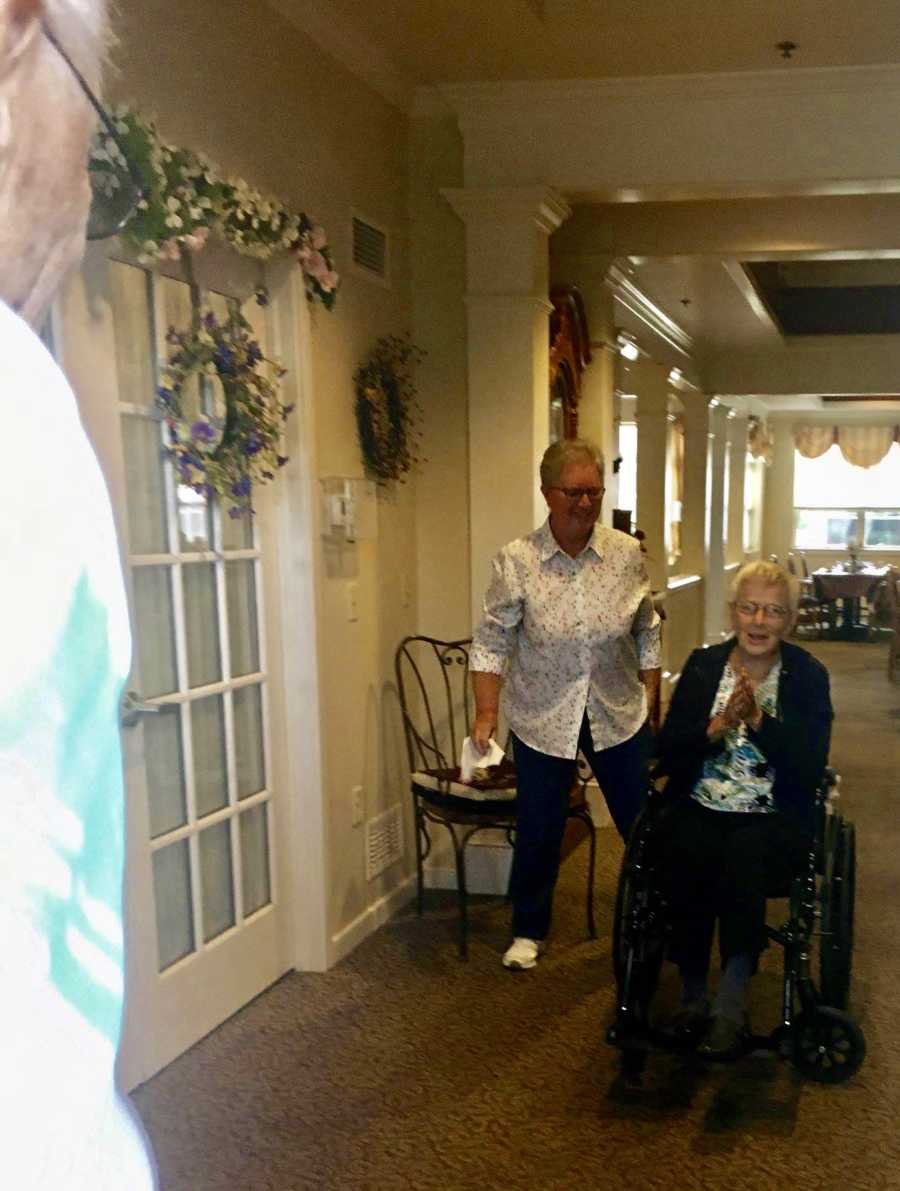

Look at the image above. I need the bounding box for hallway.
[134,640,899,1191]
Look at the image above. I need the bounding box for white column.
[727,411,749,565]
[443,187,571,623]
[680,392,709,577]
[569,278,616,526]
[704,400,729,642]
[626,356,669,593]
[762,419,796,564]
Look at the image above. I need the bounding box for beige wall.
[409,92,470,642]
[110,1,417,948]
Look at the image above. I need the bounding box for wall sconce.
[617,332,640,361]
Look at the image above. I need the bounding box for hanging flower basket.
[353,335,425,484]
[157,306,294,518]
[89,105,339,308]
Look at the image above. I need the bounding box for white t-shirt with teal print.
[692,660,781,814]
[0,300,156,1188]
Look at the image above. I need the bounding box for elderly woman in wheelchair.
[610,559,864,1082]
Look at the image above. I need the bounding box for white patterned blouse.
[470,519,661,760]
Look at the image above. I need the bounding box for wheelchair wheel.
[612,808,665,1004]
[820,820,856,1010]
[792,1006,866,1084]
[613,807,655,984]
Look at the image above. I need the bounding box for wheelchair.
[607,768,865,1084]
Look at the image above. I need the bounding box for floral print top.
[470,519,661,759]
[692,660,782,813]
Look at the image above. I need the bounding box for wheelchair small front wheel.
[792,1006,866,1084]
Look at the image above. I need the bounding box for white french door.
[58,244,296,1088]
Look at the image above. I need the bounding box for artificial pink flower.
[311,225,327,250]
[304,250,327,278]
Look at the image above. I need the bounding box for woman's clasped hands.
[708,668,763,740]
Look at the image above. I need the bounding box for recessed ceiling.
[745,260,900,335]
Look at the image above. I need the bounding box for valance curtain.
[793,423,899,468]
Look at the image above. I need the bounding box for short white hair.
[730,559,800,618]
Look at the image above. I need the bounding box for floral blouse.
[692,660,782,813]
[470,519,661,759]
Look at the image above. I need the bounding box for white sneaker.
[502,937,544,970]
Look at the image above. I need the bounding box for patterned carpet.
[133,640,900,1191]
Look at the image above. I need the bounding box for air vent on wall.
[365,803,403,881]
[352,215,389,281]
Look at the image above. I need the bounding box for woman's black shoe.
[697,1013,749,1061]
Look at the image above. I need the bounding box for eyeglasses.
[551,487,605,503]
[734,600,789,621]
[42,23,144,241]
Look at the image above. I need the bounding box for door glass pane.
[145,708,187,838]
[222,504,254,550]
[159,274,194,334]
[183,563,222,688]
[192,695,228,817]
[234,684,265,799]
[240,803,271,916]
[177,483,213,552]
[110,261,154,406]
[132,565,177,697]
[153,840,194,971]
[199,821,235,942]
[122,413,168,554]
[227,561,260,677]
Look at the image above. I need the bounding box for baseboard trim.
[328,873,418,967]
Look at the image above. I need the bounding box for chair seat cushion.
[412,764,517,804]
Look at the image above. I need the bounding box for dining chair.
[394,635,598,958]
[887,568,900,684]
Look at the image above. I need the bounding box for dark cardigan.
[655,638,833,833]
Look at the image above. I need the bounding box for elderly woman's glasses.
[734,600,789,621]
[552,486,605,503]
[41,23,144,241]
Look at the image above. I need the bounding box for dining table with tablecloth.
[813,565,890,639]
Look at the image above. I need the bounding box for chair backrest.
[394,636,473,774]
[786,552,797,575]
[799,550,811,578]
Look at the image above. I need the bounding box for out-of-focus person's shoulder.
[0,300,131,697]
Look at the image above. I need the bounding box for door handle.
[121,689,163,728]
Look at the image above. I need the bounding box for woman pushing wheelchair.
[653,560,833,1060]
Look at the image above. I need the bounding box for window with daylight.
[616,421,637,529]
[794,442,900,551]
[744,454,765,554]
[665,415,685,566]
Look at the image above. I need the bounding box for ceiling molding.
[266,0,413,109]
[606,264,694,358]
[440,62,900,118]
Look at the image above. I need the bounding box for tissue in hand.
[459,736,506,783]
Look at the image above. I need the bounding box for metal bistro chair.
[395,636,598,958]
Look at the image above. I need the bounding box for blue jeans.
[509,719,652,940]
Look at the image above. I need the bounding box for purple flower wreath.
[157,309,294,518]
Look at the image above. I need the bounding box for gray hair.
[540,438,605,489]
[730,559,800,619]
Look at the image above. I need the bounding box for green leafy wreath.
[353,335,425,484]
[156,302,294,518]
